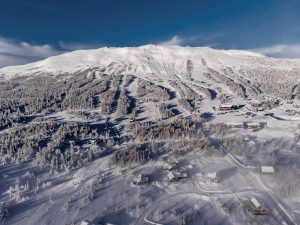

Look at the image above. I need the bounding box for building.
[246,197,268,215]
[239,111,256,118]
[260,166,274,174]
[226,122,244,128]
[248,101,265,112]
[207,172,220,183]
[162,161,177,171]
[133,174,149,185]
[167,171,187,182]
[218,103,241,111]
[245,122,261,129]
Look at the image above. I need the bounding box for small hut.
[260,166,274,174]
[162,161,177,171]
[219,104,240,111]
[167,171,187,182]
[207,172,220,183]
[133,174,149,185]
[246,197,268,215]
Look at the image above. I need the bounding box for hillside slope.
[1,45,300,225]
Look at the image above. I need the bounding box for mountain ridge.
[0,45,275,80]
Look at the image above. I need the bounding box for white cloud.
[159,35,186,46]
[59,41,104,51]
[0,36,62,68]
[158,34,220,47]
[253,44,300,58]
[159,35,201,46]
[0,37,107,68]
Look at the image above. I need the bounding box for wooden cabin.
[162,161,177,171]
[246,197,268,215]
[133,174,149,185]
[260,166,274,174]
[167,171,187,182]
[245,122,261,129]
[207,172,220,183]
[218,104,240,111]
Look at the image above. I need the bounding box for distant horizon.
[1,43,296,71]
[0,43,291,70]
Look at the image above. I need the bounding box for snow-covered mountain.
[1,45,268,78]
[1,45,300,225]
[1,45,300,100]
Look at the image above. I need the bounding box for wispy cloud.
[59,41,104,51]
[253,44,300,58]
[158,34,220,47]
[159,35,186,46]
[0,37,108,68]
[159,35,201,46]
[0,36,62,68]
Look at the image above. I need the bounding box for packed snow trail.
[223,146,297,225]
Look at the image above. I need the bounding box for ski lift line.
[158,46,177,80]
[143,48,161,82]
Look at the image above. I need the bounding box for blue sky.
[0,0,300,67]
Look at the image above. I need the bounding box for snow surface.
[1,45,298,80]
[1,45,300,225]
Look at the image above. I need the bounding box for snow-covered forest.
[0,45,300,225]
